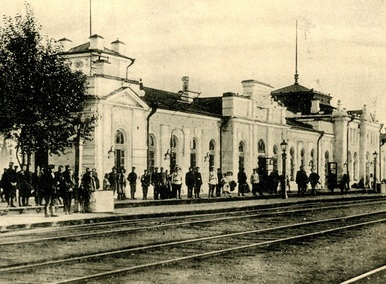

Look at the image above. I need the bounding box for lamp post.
[373,151,378,192]
[280,140,288,199]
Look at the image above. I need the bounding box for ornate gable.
[102,87,148,109]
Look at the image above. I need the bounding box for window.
[149,134,156,172]
[258,139,266,153]
[114,130,125,170]
[209,140,215,168]
[170,135,178,172]
[290,147,295,181]
[190,138,197,169]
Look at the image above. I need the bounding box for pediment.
[103,87,148,109]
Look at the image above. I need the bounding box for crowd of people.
[1,161,356,217]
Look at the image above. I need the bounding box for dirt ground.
[103,223,385,284]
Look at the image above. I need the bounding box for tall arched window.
[258,139,266,154]
[115,130,125,170]
[190,138,197,169]
[290,147,295,181]
[170,135,178,172]
[239,141,245,170]
[300,148,305,166]
[272,145,278,171]
[149,134,156,173]
[353,152,358,181]
[310,149,315,169]
[209,140,215,169]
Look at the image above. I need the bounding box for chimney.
[182,76,189,92]
[311,99,320,114]
[58,38,72,52]
[181,76,193,102]
[89,34,104,50]
[111,39,126,54]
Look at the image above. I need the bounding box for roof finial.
[294,20,299,85]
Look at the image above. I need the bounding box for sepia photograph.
[0,0,385,283]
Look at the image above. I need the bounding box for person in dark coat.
[237,168,247,196]
[55,165,65,205]
[140,169,151,200]
[158,167,168,200]
[17,165,32,206]
[81,168,95,212]
[63,165,75,214]
[296,165,309,196]
[151,167,160,200]
[127,167,138,200]
[1,162,17,207]
[40,165,58,217]
[108,167,118,198]
[216,168,222,197]
[185,167,195,199]
[117,167,126,200]
[309,169,320,196]
[194,167,203,199]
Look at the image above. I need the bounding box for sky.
[1,0,386,125]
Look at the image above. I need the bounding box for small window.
[115,130,124,144]
[258,139,265,153]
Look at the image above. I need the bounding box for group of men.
[0,162,105,217]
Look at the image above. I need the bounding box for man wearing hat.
[151,167,160,200]
[62,165,75,214]
[1,162,17,207]
[127,167,137,200]
[40,164,58,217]
[296,165,309,196]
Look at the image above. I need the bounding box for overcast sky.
[2,0,386,125]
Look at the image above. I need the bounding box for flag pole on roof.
[294,20,299,85]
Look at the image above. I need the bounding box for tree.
[0,3,94,168]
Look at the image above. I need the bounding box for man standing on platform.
[140,169,150,200]
[158,167,168,200]
[296,165,309,196]
[127,167,137,200]
[237,168,247,196]
[171,166,182,199]
[194,167,203,199]
[151,167,160,200]
[208,166,217,198]
[185,167,195,199]
[216,168,222,197]
[250,168,262,196]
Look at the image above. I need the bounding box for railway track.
[1,198,385,246]
[0,209,385,283]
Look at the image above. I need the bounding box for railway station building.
[1,34,384,191]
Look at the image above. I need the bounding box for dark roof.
[271,83,326,95]
[140,87,222,117]
[65,42,134,61]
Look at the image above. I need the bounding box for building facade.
[29,34,384,192]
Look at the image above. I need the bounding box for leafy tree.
[0,3,94,168]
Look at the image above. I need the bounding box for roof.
[271,83,327,95]
[65,42,135,61]
[140,87,222,117]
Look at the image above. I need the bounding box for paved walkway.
[1,188,383,232]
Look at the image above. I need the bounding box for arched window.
[114,130,126,170]
[149,134,156,173]
[310,149,315,169]
[170,135,178,172]
[190,138,197,169]
[209,140,215,168]
[258,139,266,153]
[300,148,305,166]
[115,130,124,144]
[272,145,278,171]
[239,141,245,170]
[290,147,295,181]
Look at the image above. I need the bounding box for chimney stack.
[111,39,126,54]
[58,38,72,52]
[182,76,189,92]
[311,99,320,114]
[89,34,104,50]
